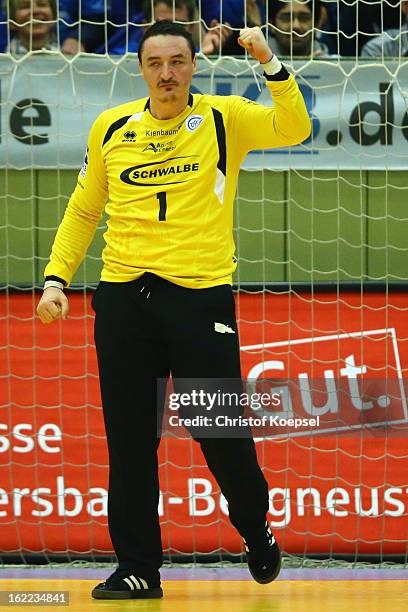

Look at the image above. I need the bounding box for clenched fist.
[238,26,273,64]
[37,287,69,324]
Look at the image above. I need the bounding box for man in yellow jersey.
[37,20,310,600]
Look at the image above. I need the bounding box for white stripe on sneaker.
[266,523,276,546]
[123,577,135,590]
[129,575,141,589]
[139,578,148,589]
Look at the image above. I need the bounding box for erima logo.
[240,97,259,106]
[214,322,235,334]
[186,115,204,132]
[143,141,176,153]
[122,130,137,142]
[120,156,200,186]
[79,146,88,178]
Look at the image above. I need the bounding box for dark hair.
[268,0,323,25]
[142,0,197,23]
[138,19,196,63]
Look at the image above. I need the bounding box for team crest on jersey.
[122,130,137,142]
[185,114,204,133]
[80,146,88,178]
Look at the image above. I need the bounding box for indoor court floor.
[0,567,407,611]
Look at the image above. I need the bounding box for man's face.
[140,35,196,105]
[273,1,314,56]
[13,0,55,40]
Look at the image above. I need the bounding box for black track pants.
[92,274,269,577]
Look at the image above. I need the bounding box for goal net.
[0,0,407,566]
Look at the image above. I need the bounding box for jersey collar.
[144,92,194,112]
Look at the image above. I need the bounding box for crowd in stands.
[0,0,406,58]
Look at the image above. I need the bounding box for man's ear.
[192,54,197,73]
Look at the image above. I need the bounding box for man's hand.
[201,20,232,55]
[238,26,273,64]
[37,288,69,324]
[62,37,85,55]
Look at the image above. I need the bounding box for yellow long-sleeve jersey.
[45,72,311,288]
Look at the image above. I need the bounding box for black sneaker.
[91,568,163,599]
[244,522,282,584]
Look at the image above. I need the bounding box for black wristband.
[45,275,67,287]
[264,66,290,81]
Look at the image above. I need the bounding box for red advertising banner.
[1,291,407,556]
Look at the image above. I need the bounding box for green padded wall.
[367,172,408,282]
[235,170,286,283]
[37,170,106,286]
[0,170,37,286]
[1,170,407,286]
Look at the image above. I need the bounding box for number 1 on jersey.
[156,192,167,221]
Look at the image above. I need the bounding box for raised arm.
[229,27,311,152]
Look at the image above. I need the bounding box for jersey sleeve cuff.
[264,66,290,81]
[45,275,67,287]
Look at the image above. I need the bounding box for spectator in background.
[59,0,144,54]
[361,1,408,57]
[6,0,58,55]
[200,0,266,29]
[267,0,329,57]
[142,0,233,55]
[328,0,403,57]
[315,1,340,56]
[58,0,84,54]
[200,0,266,54]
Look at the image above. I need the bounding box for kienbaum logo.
[120,156,200,186]
[145,124,182,137]
[122,130,137,142]
[186,114,204,132]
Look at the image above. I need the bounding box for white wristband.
[44,280,64,291]
[261,55,283,76]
